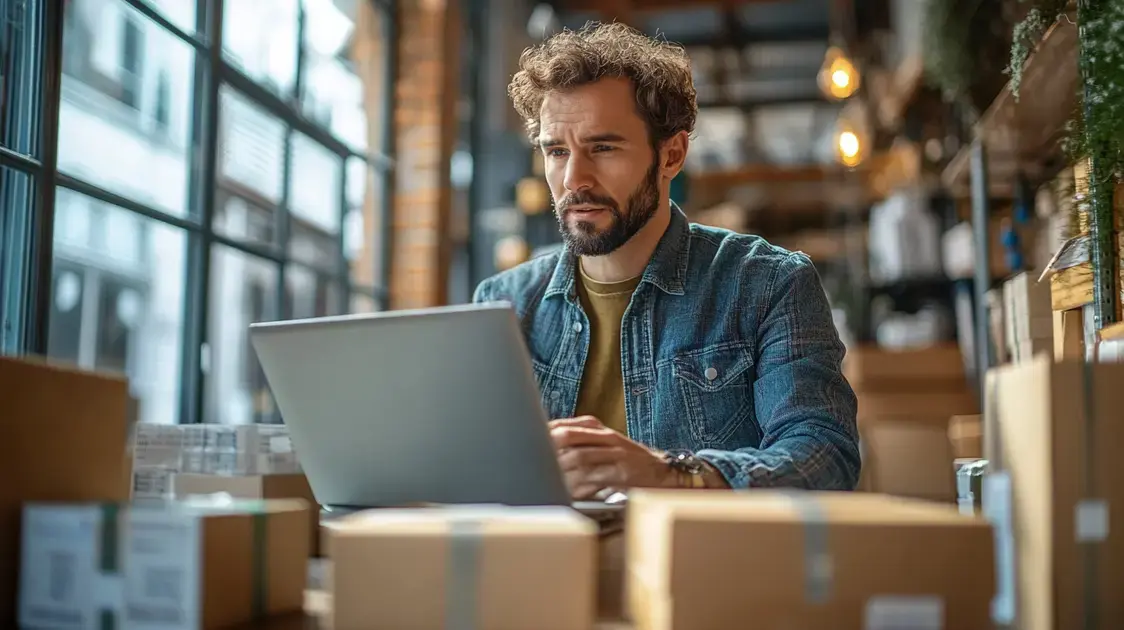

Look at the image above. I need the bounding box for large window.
[4,0,394,425]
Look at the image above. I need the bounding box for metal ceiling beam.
[697,93,827,110]
[668,23,830,47]
[563,0,789,11]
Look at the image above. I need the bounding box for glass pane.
[288,132,342,233]
[286,265,341,319]
[218,86,286,205]
[0,165,35,353]
[300,0,372,151]
[59,0,195,217]
[48,189,188,425]
[215,191,277,248]
[206,245,279,424]
[349,291,379,314]
[289,221,339,271]
[345,157,381,288]
[1,0,41,155]
[138,0,197,34]
[222,0,299,97]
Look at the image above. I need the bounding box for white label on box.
[1075,499,1109,542]
[124,509,201,630]
[983,472,1016,625]
[269,435,293,453]
[18,505,101,629]
[864,595,943,630]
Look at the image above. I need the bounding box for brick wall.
[388,0,461,308]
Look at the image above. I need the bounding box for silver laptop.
[248,302,621,516]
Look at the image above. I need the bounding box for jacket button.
[704,367,718,381]
[572,321,583,333]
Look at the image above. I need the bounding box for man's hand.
[548,416,675,500]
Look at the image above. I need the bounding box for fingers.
[548,416,604,430]
[558,446,627,500]
[563,464,623,500]
[550,425,619,449]
[557,446,627,472]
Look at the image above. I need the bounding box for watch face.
[666,450,703,474]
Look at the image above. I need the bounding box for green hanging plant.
[1005,0,1124,180]
[923,0,977,110]
[1072,0,1124,180]
[1006,1,1069,100]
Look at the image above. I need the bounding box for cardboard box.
[19,499,309,629]
[857,390,979,423]
[948,414,983,459]
[858,420,956,502]
[1003,272,1053,363]
[0,356,132,625]
[175,473,321,556]
[626,490,995,630]
[329,506,598,630]
[844,345,968,392]
[985,357,1124,630]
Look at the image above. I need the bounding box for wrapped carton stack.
[985,357,1124,630]
[845,345,978,500]
[19,497,310,629]
[130,424,302,500]
[625,490,996,630]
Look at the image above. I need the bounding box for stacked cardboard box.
[175,472,321,557]
[845,345,978,422]
[130,424,301,500]
[846,345,978,500]
[985,357,1124,630]
[948,414,983,459]
[0,356,132,625]
[327,505,599,629]
[18,498,310,629]
[624,490,996,630]
[1002,272,1053,363]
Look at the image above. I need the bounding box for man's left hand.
[548,416,676,500]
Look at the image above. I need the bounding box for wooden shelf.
[941,16,1080,198]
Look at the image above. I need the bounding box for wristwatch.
[664,449,706,489]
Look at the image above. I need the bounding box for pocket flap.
[672,343,754,391]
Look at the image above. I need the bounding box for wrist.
[662,450,719,489]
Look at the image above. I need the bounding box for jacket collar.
[544,202,691,300]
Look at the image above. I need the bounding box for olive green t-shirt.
[573,265,642,435]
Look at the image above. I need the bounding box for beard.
[553,159,661,257]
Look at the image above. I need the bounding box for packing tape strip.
[447,518,482,630]
[100,504,120,630]
[782,490,832,604]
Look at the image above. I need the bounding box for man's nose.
[562,153,595,193]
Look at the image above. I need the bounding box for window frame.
[2,0,397,425]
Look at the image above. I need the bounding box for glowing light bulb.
[818,46,861,100]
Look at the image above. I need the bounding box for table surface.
[246,554,635,629]
[246,591,634,629]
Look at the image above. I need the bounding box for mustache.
[556,192,619,214]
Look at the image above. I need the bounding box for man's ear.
[659,131,690,180]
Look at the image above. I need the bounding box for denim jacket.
[472,206,860,490]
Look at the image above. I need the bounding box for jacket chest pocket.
[672,343,756,447]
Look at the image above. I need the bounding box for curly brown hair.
[508,22,698,149]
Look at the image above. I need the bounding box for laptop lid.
[248,302,571,508]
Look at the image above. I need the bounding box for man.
[473,22,859,498]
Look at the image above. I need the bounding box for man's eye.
[546,148,568,158]
[593,145,615,152]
